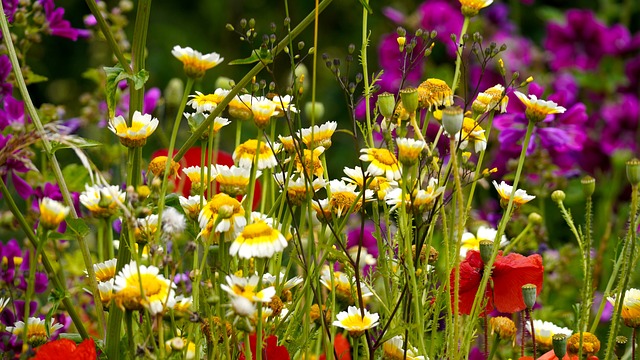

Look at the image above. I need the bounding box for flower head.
[472,84,508,114]
[80,184,125,218]
[300,121,338,149]
[514,91,566,123]
[108,111,159,147]
[333,306,379,337]
[215,164,259,197]
[6,317,63,347]
[32,338,96,359]
[251,97,278,129]
[327,179,374,218]
[493,180,535,208]
[359,147,401,181]
[459,0,493,17]
[233,139,281,170]
[229,219,288,259]
[396,138,426,166]
[228,94,254,121]
[198,193,246,239]
[92,258,118,283]
[148,156,180,179]
[39,197,70,231]
[172,45,223,79]
[418,78,454,110]
[608,288,640,328]
[294,147,325,178]
[182,165,217,194]
[490,316,517,340]
[460,226,508,258]
[113,261,176,315]
[451,250,543,315]
[567,332,600,356]
[526,320,572,350]
[382,335,425,360]
[179,195,202,221]
[456,117,487,153]
[320,268,373,305]
[274,172,326,206]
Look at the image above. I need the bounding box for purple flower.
[39,0,90,41]
[0,134,35,199]
[0,55,13,100]
[346,220,382,276]
[484,3,514,33]
[544,9,616,71]
[0,239,23,284]
[622,55,640,93]
[377,34,424,93]
[2,0,20,22]
[417,0,463,57]
[0,95,27,131]
[599,94,639,156]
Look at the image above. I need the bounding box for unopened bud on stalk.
[615,336,627,359]
[581,176,596,197]
[442,106,463,135]
[397,36,406,52]
[551,190,565,203]
[479,240,493,264]
[164,78,184,108]
[215,76,234,90]
[377,93,396,119]
[552,334,567,359]
[521,284,537,310]
[399,87,419,115]
[626,158,640,186]
[528,212,542,225]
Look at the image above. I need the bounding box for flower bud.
[164,78,184,108]
[399,87,419,114]
[442,106,463,135]
[397,36,406,52]
[626,158,640,186]
[552,334,567,359]
[490,317,517,340]
[377,92,396,119]
[521,284,537,310]
[551,190,565,203]
[581,175,596,198]
[304,102,325,121]
[528,212,542,225]
[479,240,493,264]
[615,336,628,359]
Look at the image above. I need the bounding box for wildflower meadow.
[1,0,640,359]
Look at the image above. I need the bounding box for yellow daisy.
[396,137,426,166]
[228,94,254,121]
[608,288,640,328]
[229,220,288,259]
[179,195,202,222]
[272,95,298,115]
[172,45,224,79]
[417,78,454,110]
[92,258,118,282]
[113,261,176,315]
[39,197,70,230]
[182,165,217,194]
[108,111,159,147]
[328,179,374,218]
[251,96,278,129]
[383,336,425,360]
[359,147,401,181]
[6,317,64,347]
[385,178,444,212]
[215,164,260,197]
[80,184,125,218]
[187,91,218,113]
[459,0,493,17]
[320,268,373,305]
[342,166,398,201]
[300,121,338,149]
[293,147,325,178]
[221,274,276,303]
[514,91,566,123]
[493,180,536,207]
[233,139,281,170]
[273,172,326,206]
[472,84,508,114]
[456,117,487,153]
[197,193,246,238]
[332,306,379,337]
[277,134,300,154]
[148,156,180,178]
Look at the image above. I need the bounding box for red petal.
[334,333,352,360]
[451,251,493,315]
[71,338,97,359]
[33,339,77,360]
[491,253,544,313]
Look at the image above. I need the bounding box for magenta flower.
[39,0,90,41]
[0,55,12,99]
[0,95,27,131]
[417,0,463,57]
[0,134,35,199]
[598,94,639,156]
[346,220,381,275]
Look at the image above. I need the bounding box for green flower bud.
[442,106,463,135]
[552,334,567,359]
[164,78,184,108]
[615,336,628,359]
[626,158,640,186]
[528,212,543,225]
[521,284,537,310]
[377,92,396,119]
[479,240,493,264]
[551,190,565,203]
[581,175,596,198]
[399,87,419,114]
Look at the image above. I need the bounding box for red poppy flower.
[238,333,290,360]
[33,338,96,360]
[451,250,543,316]
[319,333,352,360]
[535,350,598,360]
[152,146,261,209]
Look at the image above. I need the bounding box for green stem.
[23,234,39,349]
[465,113,494,212]
[486,333,500,360]
[451,16,470,94]
[173,0,335,163]
[245,134,262,218]
[83,0,131,73]
[0,173,89,340]
[360,0,374,147]
[125,310,135,358]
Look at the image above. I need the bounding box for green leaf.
[50,139,102,153]
[66,218,91,238]
[131,69,149,90]
[104,66,125,119]
[357,0,373,14]
[229,47,273,65]
[24,70,49,84]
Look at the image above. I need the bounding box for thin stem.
[84,0,131,73]
[360,0,374,147]
[486,333,500,360]
[527,308,537,359]
[451,17,470,94]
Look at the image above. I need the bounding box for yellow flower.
[456,117,487,153]
[172,45,224,79]
[396,137,426,166]
[221,274,276,312]
[359,147,401,181]
[332,306,379,337]
[278,135,300,153]
[514,91,566,123]
[490,316,517,340]
[229,220,288,259]
[228,94,254,121]
[7,318,64,346]
[198,193,246,239]
[251,96,278,129]
[472,84,508,114]
[383,335,425,360]
[212,116,231,133]
[342,166,398,201]
[526,320,572,350]
[567,332,600,356]
[173,295,193,313]
[608,288,640,328]
[493,180,535,207]
[113,261,176,315]
[417,78,454,110]
[320,268,373,305]
[300,121,338,149]
[182,165,216,194]
[92,258,118,282]
[135,214,159,244]
[108,111,159,147]
[148,156,180,179]
[80,184,125,218]
[294,147,325,178]
[233,139,281,170]
[215,164,259,197]
[328,179,374,218]
[274,172,326,206]
[459,0,493,17]
[39,197,70,230]
[385,178,445,212]
[179,195,202,221]
[272,95,298,115]
[187,91,219,113]
[460,226,508,258]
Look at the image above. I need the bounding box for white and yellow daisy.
[525,320,572,350]
[233,139,281,170]
[459,0,493,16]
[135,214,159,243]
[211,116,231,134]
[229,220,288,259]
[80,184,125,218]
[278,134,300,153]
[172,45,224,79]
[113,261,176,315]
[311,198,332,223]
[92,258,118,282]
[320,268,373,304]
[182,165,217,194]
[293,147,325,178]
[7,317,64,346]
[342,166,398,201]
[148,156,180,179]
[108,111,159,147]
[493,180,536,207]
[472,84,508,114]
[608,288,640,328]
[359,147,401,181]
[187,91,218,113]
[396,137,426,166]
[251,96,278,129]
[514,91,566,123]
[383,335,426,360]
[179,195,202,222]
[385,178,444,212]
[215,164,260,197]
[274,172,326,206]
[39,197,70,230]
[456,117,487,153]
[173,295,194,313]
[332,306,379,337]
[300,121,338,149]
[228,94,254,121]
[97,280,114,305]
[460,226,509,258]
[328,179,374,218]
[198,193,246,239]
[221,274,276,304]
[211,88,231,104]
[272,95,298,115]
[418,78,454,110]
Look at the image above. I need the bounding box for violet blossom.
[39,0,90,41]
[0,55,13,100]
[0,133,35,199]
[0,95,27,131]
[346,220,381,276]
[598,94,639,156]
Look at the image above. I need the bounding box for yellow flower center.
[370,148,397,166]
